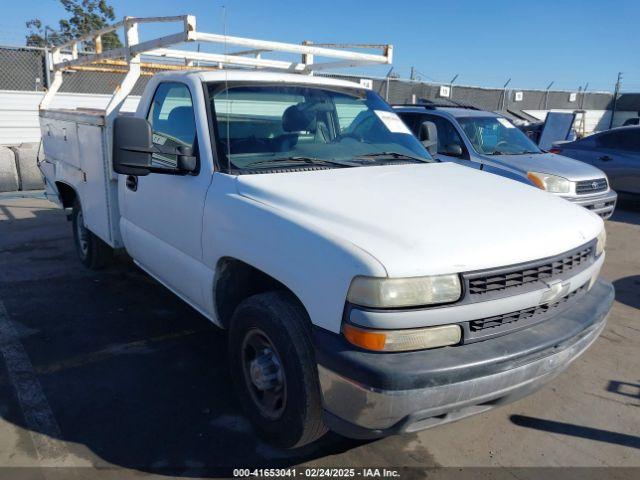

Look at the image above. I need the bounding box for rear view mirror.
[113,116,153,176]
[419,121,438,157]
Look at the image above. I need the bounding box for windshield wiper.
[353,151,429,163]
[244,156,356,169]
[487,150,539,155]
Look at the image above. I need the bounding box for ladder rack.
[40,14,393,114]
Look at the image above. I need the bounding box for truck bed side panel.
[77,123,114,245]
[39,110,122,248]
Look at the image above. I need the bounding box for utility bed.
[40,107,122,246]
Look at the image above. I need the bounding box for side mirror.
[419,121,438,157]
[113,117,197,176]
[444,143,464,157]
[113,116,153,176]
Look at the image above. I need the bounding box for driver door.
[119,81,213,310]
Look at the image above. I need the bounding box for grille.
[576,178,608,195]
[468,283,589,333]
[467,245,593,297]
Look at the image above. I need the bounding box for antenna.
[222,3,232,173]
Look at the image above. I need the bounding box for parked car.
[38,15,614,448]
[394,104,618,219]
[551,126,640,198]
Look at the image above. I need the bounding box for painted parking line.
[0,300,67,462]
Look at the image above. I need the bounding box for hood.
[235,163,603,277]
[480,152,606,181]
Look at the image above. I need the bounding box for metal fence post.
[544,81,554,110]
[43,46,51,90]
[609,72,622,129]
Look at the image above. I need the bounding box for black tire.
[71,199,113,269]
[228,291,327,448]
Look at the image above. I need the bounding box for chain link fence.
[0,45,48,91]
[0,44,638,114]
[0,45,151,95]
[59,69,150,95]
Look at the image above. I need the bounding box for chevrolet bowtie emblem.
[539,280,571,305]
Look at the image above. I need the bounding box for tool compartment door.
[77,123,116,245]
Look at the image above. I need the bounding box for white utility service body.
[38,15,614,446]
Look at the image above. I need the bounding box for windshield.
[458,116,542,155]
[208,83,433,172]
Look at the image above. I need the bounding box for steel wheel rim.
[241,328,287,419]
[76,210,89,257]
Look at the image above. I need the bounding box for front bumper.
[315,279,614,439]
[563,189,617,219]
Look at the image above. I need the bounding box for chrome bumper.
[318,280,613,439]
[565,189,617,219]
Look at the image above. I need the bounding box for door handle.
[598,155,612,162]
[126,175,138,191]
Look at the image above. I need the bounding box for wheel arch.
[212,257,309,329]
[55,181,78,209]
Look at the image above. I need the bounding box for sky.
[1,0,638,92]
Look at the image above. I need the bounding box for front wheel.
[228,291,327,448]
[71,199,113,269]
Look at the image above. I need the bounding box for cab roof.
[153,69,365,90]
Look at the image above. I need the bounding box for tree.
[26,0,122,49]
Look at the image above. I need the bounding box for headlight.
[527,171,571,193]
[342,323,462,352]
[347,274,461,308]
[596,228,606,257]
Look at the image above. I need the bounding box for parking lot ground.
[0,192,638,478]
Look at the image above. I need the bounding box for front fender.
[202,174,387,333]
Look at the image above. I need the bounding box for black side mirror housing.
[176,146,197,173]
[444,143,464,157]
[113,117,197,176]
[113,116,153,176]
[419,121,438,157]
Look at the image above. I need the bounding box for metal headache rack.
[40,14,393,114]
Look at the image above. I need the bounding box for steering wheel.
[495,140,510,149]
[231,136,271,153]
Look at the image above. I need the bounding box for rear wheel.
[71,199,113,269]
[228,291,327,448]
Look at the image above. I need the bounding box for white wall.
[1,89,635,145]
[523,109,637,134]
[0,90,140,145]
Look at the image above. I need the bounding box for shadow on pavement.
[510,415,640,450]
[611,198,640,225]
[607,380,640,401]
[0,207,371,478]
[612,275,640,310]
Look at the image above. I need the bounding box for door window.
[147,83,197,168]
[423,115,465,156]
[596,130,640,152]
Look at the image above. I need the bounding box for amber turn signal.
[342,323,461,352]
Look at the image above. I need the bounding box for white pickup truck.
[38,16,614,448]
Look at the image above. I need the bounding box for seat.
[166,106,196,145]
[276,102,332,151]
